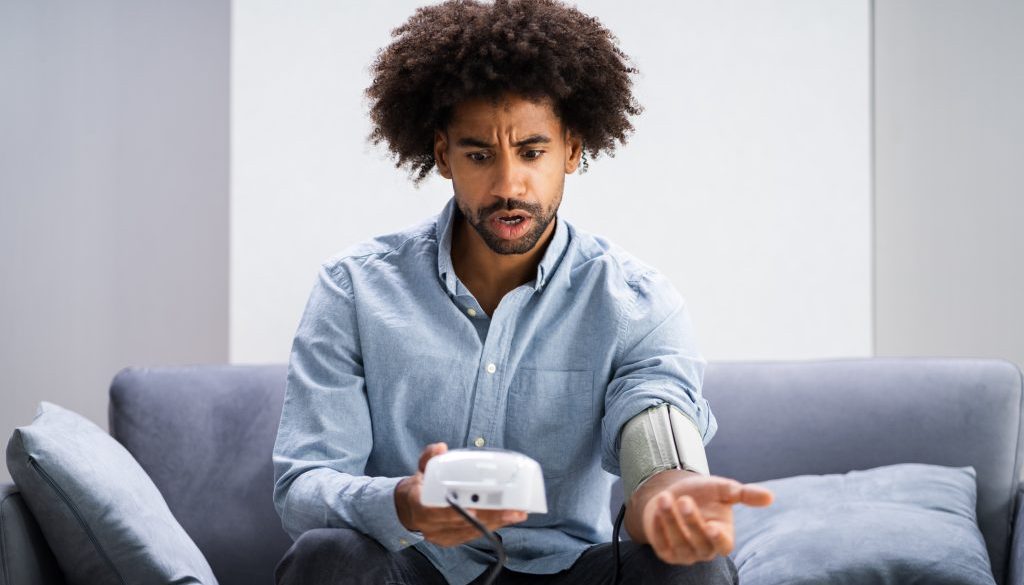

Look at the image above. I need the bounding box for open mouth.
[489,213,532,240]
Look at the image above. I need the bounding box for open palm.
[641,474,773,565]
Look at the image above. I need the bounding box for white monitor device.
[420,448,548,514]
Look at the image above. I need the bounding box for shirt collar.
[436,197,570,296]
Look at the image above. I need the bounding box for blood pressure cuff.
[620,403,710,499]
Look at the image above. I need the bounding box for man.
[273,1,773,583]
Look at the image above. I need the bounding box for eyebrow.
[455,134,552,148]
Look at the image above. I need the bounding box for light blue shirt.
[272,197,717,584]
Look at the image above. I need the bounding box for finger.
[424,509,521,546]
[485,510,528,531]
[705,520,734,555]
[711,479,773,508]
[502,510,529,524]
[426,526,480,547]
[424,514,480,530]
[473,509,527,527]
[471,509,504,524]
[654,510,696,565]
[426,507,524,534]
[418,442,448,473]
[676,496,716,560]
[422,516,491,534]
[427,507,522,532]
[420,505,478,528]
[649,504,678,563]
[658,494,697,564]
[710,479,744,505]
[739,484,774,507]
[644,496,669,552]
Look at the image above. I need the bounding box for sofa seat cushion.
[5,401,218,585]
[730,463,996,585]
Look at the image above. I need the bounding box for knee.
[680,555,737,585]
[627,546,737,585]
[276,528,387,584]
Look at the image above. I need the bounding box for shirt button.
[399,538,408,547]
[466,308,477,317]
[474,437,486,448]
[485,363,497,374]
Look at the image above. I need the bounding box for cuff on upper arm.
[619,403,710,497]
[602,391,715,476]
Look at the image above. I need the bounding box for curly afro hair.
[365,0,643,183]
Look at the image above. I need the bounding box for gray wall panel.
[0,1,230,483]
[874,0,1024,370]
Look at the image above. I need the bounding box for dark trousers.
[276,528,739,585]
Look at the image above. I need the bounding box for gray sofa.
[2,357,1022,585]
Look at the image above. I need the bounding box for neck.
[451,213,557,295]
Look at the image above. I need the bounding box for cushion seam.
[29,458,126,585]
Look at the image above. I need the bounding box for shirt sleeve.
[272,262,423,551]
[601,269,718,477]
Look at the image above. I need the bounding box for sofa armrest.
[0,482,66,585]
[1011,485,1024,585]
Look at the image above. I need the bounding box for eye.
[467,152,490,163]
[522,150,545,160]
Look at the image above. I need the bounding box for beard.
[456,196,560,255]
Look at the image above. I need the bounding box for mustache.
[476,198,543,220]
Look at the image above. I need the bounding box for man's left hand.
[626,469,774,565]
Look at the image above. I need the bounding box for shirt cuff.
[356,476,425,552]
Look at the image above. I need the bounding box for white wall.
[230,0,873,365]
[0,1,229,483]
[230,2,453,365]
[4,0,1020,486]
[874,0,1024,369]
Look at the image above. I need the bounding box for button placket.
[489,289,534,447]
[463,286,532,449]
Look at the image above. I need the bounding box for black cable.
[612,503,626,585]
[446,494,507,585]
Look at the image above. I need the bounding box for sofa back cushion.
[108,359,1023,585]
[109,364,291,585]
[704,358,1023,585]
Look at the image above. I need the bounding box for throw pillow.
[730,463,996,585]
[6,401,218,585]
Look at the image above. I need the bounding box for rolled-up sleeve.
[601,269,717,476]
[272,263,423,551]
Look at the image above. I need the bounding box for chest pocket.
[504,368,597,479]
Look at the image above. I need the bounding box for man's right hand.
[395,442,529,547]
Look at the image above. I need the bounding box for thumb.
[714,479,774,507]
[418,442,448,474]
[739,484,774,507]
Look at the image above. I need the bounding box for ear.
[434,129,452,180]
[564,128,584,174]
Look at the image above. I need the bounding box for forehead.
[446,94,562,136]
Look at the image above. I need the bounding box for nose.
[489,150,526,200]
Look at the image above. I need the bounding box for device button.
[474,437,486,448]
[486,363,497,374]
[466,308,477,317]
